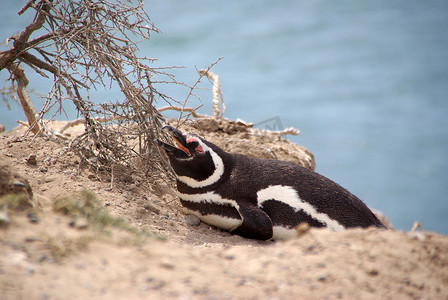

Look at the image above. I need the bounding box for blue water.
[1,1,447,234]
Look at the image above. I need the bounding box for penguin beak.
[156,125,191,156]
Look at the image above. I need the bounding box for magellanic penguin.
[156,125,385,240]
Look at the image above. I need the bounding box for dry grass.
[0,193,33,211]
[41,234,91,263]
[52,189,161,241]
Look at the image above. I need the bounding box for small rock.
[0,209,10,228]
[75,217,89,230]
[13,181,26,188]
[317,274,328,282]
[296,222,310,237]
[184,214,201,226]
[44,176,55,183]
[24,236,40,242]
[408,231,426,241]
[27,266,35,275]
[238,279,247,286]
[40,293,51,299]
[26,154,37,165]
[194,118,220,132]
[366,268,379,276]
[143,203,160,215]
[138,285,149,291]
[0,124,5,133]
[160,259,175,270]
[69,216,89,229]
[27,212,39,223]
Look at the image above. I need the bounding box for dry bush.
[0,0,196,184]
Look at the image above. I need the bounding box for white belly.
[184,208,242,231]
[272,226,299,240]
[178,191,243,231]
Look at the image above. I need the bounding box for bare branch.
[18,0,36,15]
[254,127,301,137]
[6,62,41,134]
[58,115,124,134]
[197,68,225,118]
[158,105,206,119]
[176,58,223,127]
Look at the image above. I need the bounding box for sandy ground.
[1,120,447,300]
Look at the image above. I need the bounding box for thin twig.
[175,57,223,127]
[254,127,301,137]
[197,68,225,118]
[158,105,206,119]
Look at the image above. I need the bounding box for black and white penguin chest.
[156,126,385,240]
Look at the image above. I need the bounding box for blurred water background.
[1,0,447,234]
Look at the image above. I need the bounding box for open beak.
[155,125,191,156]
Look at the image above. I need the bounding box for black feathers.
[157,127,386,240]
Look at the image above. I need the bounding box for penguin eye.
[186,136,205,155]
[194,144,205,154]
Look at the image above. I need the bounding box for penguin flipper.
[230,204,273,240]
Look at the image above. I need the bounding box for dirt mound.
[177,117,315,170]
[1,120,447,299]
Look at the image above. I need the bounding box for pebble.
[160,259,176,270]
[0,209,10,228]
[143,203,160,215]
[194,118,220,132]
[24,236,40,243]
[408,231,426,241]
[26,154,37,165]
[184,214,201,226]
[296,223,310,237]
[69,217,89,230]
[366,268,379,276]
[75,217,89,230]
[13,181,26,188]
[27,212,39,223]
[317,274,328,282]
[40,293,50,300]
[44,176,55,183]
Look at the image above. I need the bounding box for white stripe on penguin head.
[176,138,225,188]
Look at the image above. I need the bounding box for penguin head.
[156,125,225,187]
